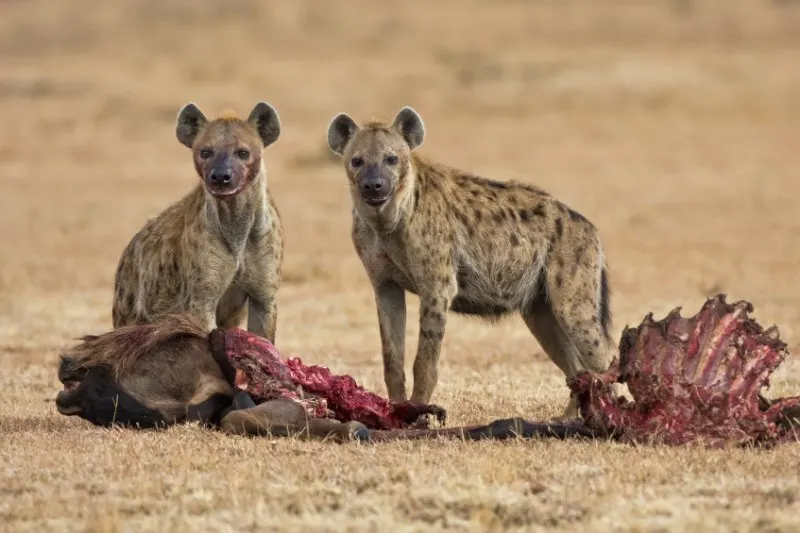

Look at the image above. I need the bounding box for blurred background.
[1,0,799,393]
[3,2,800,530]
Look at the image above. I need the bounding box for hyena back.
[327,107,613,417]
[112,102,284,343]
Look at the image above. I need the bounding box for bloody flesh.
[209,294,800,446]
[567,294,800,447]
[209,327,446,430]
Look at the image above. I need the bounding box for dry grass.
[2,0,800,531]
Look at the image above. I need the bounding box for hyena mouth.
[363,195,391,207]
[207,183,246,198]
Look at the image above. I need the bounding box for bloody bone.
[209,327,447,430]
[209,327,600,440]
[567,294,800,447]
[57,294,800,446]
[212,293,800,446]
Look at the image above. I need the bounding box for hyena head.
[175,102,281,198]
[326,107,425,207]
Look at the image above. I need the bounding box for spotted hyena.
[326,106,614,417]
[112,102,284,343]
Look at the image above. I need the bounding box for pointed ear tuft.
[327,113,360,156]
[247,102,281,148]
[391,106,425,150]
[176,102,208,148]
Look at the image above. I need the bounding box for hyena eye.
[385,155,398,165]
[199,149,213,159]
[351,156,364,168]
[236,149,250,160]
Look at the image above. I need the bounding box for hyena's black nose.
[209,168,232,185]
[359,164,391,204]
[361,179,383,192]
[359,175,391,204]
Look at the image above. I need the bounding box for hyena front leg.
[410,276,458,404]
[188,262,235,331]
[188,293,225,332]
[374,280,407,401]
[216,287,248,330]
[246,262,280,343]
[247,295,278,344]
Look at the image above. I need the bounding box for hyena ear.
[176,103,208,149]
[391,106,425,150]
[327,113,360,156]
[247,102,281,148]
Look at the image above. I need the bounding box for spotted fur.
[112,102,284,343]
[327,106,615,416]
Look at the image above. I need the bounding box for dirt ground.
[1,0,800,531]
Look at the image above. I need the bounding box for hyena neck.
[204,165,270,255]
[355,166,418,236]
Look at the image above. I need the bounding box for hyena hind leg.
[522,300,585,419]
[523,297,612,376]
[522,299,577,377]
[521,292,614,419]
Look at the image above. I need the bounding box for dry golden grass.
[2,0,800,531]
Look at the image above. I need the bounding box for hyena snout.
[358,164,392,206]
[204,157,244,197]
[209,165,232,186]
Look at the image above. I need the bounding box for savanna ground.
[1,1,800,531]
